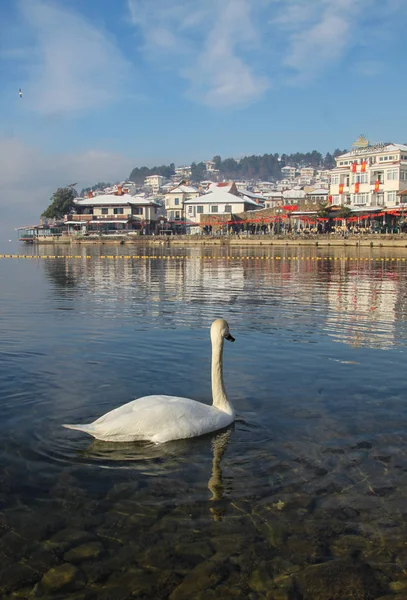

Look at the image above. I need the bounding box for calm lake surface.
[1,244,407,599]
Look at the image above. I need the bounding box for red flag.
[374,180,380,192]
[355,182,360,193]
[352,162,357,173]
[361,161,366,173]
[328,195,333,204]
[339,183,344,194]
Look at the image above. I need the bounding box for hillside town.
[18,137,407,242]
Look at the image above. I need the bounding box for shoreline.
[22,234,407,249]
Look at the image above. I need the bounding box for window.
[133,207,142,215]
[350,194,364,205]
[331,174,339,185]
[114,207,124,214]
[352,173,368,184]
[224,205,232,213]
[174,198,180,205]
[387,169,398,180]
[211,206,218,213]
[101,208,108,214]
[188,206,193,214]
[401,171,407,180]
[197,206,203,214]
[387,191,396,204]
[175,211,180,219]
[332,195,340,206]
[355,193,368,205]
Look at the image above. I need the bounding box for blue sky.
[1,0,407,237]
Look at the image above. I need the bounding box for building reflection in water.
[42,247,407,351]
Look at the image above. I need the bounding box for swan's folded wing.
[91,396,224,442]
[92,395,180,426]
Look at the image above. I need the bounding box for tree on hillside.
[333,148,348,157]
[323,152,335,169]
[42,187,77,219]
[126,147,347,186]
[190,162,206,182]
[128,163,175,184]
[212,155,222,169]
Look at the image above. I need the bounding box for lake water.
[1,244,407,599]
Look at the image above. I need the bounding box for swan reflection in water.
[80,429,232,521]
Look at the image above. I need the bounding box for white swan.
[63,319,235,444]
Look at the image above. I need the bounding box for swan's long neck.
[211,335,234,415]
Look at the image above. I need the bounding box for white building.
[306,188,329,204]
[144,174,166,193]
[205,160,218,172]
[164,183,200,221]
[281,165,297,180]
[300,167,315,179]
[282,186,307,202]
[184,190,261,220]
[329,139,407,210]
[175,166,192,178]
[263,192,283,209]
[66,194,159,233]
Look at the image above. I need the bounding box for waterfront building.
[65,193,160,234]
[329,138,407,212]
[184,189,261,221]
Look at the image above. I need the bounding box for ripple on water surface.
[1,246,407,598]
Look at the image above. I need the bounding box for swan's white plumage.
[63,319,235,443]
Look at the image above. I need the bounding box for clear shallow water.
[1,245,407,598]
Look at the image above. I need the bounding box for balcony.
[67,213,137,222]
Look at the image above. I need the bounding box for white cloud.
[17,0,134,115]
[272,0,369,83]
[128,0,404,104]
[128,0,269,108]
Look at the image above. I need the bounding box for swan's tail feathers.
[62,423,96,436]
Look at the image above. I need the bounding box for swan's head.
[211,319,235,343]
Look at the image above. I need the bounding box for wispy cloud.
[274,0,370,84]
[15,0,134,115]
[128,0,269,108]
[128,0,404,104]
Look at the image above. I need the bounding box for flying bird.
[18,89,23,98]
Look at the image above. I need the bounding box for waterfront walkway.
[17,232,407,248]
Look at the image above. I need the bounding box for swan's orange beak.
[225,333,235,342]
